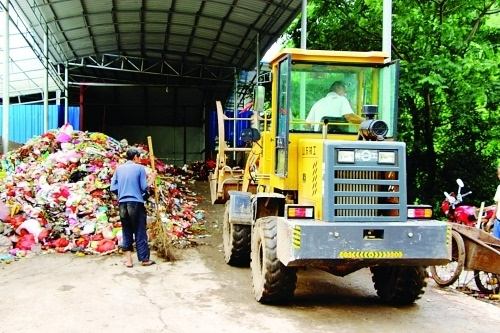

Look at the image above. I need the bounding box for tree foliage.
[288,0,499,208]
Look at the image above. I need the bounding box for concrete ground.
[0,181,499,333]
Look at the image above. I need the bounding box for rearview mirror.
[456,179,464,188]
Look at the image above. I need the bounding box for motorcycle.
[440,178,495,230]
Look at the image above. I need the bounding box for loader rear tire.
[223,202,250,267]
[371,266,427,305]
[251,216,297,303]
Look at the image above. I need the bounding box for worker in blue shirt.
[111,147,156,267]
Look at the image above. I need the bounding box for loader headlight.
[337,150,355,163]
[378,151,396,164]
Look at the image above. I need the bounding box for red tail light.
[407,205,432,219]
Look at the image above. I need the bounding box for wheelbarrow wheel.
[430,230,465,287]
[473,270,500,294]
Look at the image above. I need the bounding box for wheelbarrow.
[430,223,500,294]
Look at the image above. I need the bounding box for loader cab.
[268,49,399,178]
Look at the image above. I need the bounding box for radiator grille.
[323,142,407,222]
[334,170,380,217]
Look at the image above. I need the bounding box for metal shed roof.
[17,0,301,71]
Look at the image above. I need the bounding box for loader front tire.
[251,216,297,303]
[371,266,427,305]
[223,202,250,266]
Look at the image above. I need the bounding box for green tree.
[288,0,499,207]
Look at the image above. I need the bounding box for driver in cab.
[306,81,363,131]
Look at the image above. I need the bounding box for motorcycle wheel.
[430,230,465,287]
[473,270,500,294]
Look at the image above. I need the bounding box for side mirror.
[241,127,261,143]
[456,179,464,188]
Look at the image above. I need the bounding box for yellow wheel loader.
[210,49,450,305]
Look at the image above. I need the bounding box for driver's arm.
[344,113,364,124]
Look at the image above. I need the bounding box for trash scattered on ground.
[0,125,210,263]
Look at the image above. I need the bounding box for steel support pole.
[382,0,392,61]
[43,25,49,132]
[300,0,307,49]
[233,69,237,160]
[299,0,307,120]
[256,33,260,82]
[253,33,260,129]
[2,0,10,154]
[64,63,68,124]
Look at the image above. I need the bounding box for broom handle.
[147,136,160,215]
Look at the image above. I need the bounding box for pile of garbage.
[0,125,206,263]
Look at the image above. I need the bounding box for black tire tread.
[371,266,427,305]
[251,216,297,303]
[223,202,251,267]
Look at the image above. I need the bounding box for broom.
[147,136,176,261]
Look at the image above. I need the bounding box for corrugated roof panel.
[242,1,268,13]
[51,1,82,18]
[191,39,213,50]
[117,12,139,23]
[171,13,195,25]
[83,0,112,12]
[197,16,220,29]
[94,35,116,46]
[195,28,218,40]
[145,11,167,22]
[216,43,238,55]
[170,24,193,36]
[91,25,115,36]
[148,1,173,11]
[58,17,86,32]
[169,35,189,45]
[231,7,260,23]
[224,21,246,35]
[203,2,230,18]
[190,47,212,57]
[119,23,141,33]
[73,39,93,51]
[168,44,187,54]
[65,28,90,41]
[87,12,112,26]
[146,23,166,33]
[116,0,141,11]
[145,42,163,50]
[97,44,117,54]
[121,33,141,45]
[175,1,200,13]
[144,34,164,46]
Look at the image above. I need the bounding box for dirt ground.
[0,181,498,333]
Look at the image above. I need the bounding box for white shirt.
[494,185,500,219]
[306,92,353,131]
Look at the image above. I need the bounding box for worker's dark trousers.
[119,202,150,262]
